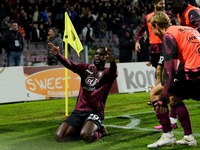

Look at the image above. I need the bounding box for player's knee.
[55,132,64,142]
[80,130,93,143]
[150,91,154,101]
[170,96,182,105]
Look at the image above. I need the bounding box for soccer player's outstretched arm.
[48,42,84,74]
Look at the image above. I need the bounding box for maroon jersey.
[56,53,118,115]
[135,11,176,54]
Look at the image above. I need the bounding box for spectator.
[119,28,135,62]
[82,23,94,51]
[1,16,11,35]
[129,9,138,31]
[76,13,86,35]
[105,14,114,39]
[97,16,107,40]
[32,5,40,24]
[2,22,24,66]
[39,24,47,42]
[113,13,125,38]
[117,22,126,39]
[39,24,47,49]
[0,4,7,22]
[18,24,25,40]
[137,31,150,62]
[54,0,64,21]
[20,12,31,41]
[31,24,40,49]
[47,27,63,66]
[41,9,49,24]
[69,6,75,23]
[85,11,94,26]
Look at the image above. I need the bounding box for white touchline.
[104,105,200,137]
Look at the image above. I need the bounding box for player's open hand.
[135,41,141,53]
[104,47,115,62]
[154,101,168,114]
[155,105,167,114]
[48,42,59,56]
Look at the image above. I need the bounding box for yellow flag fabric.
[63,12,83,57]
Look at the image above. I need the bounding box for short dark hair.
[49,27,57,35]
[95,46,106,52]
[11,20,18,25]
[153,0,162,4]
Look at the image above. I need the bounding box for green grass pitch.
[0,92,200,150]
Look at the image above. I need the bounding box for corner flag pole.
[63,12,84,118]
[65,41,68,118]
[64,13,69,118]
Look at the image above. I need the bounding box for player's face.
[156,0,165,11]
[167,0,180,15]
[94,48,105,67]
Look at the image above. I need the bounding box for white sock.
[184,134,195,139]
[163,131,174,138]
[170,117,177,124]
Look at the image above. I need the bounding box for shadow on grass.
[0,128,16,134]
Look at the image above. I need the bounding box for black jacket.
[119,33,135,62]
[3,30,24,54]
[47,35,63,62]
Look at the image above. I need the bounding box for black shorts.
[168,71,200,100]
[62,110,104,132]
[150,53,161,68]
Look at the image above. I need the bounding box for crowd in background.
[0,0,199,64]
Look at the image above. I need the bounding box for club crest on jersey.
[86,69,93,74]
[195,44,200,56]
[98,71,104,77]
[85,77,99,87]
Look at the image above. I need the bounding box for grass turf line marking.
[105,104,199,119]
[105,115,200,137]
[104,105,200,137]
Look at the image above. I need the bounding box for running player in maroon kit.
[48,43,118,143]
[147,11,200,149]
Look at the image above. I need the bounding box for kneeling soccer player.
[48,43,118,143]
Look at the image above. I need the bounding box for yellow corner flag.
[63,12,83,118]
[63,12,83,57]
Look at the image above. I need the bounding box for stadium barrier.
[0,62,155,104]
